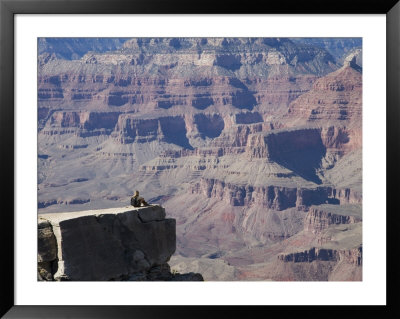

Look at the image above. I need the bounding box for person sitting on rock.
[131,190,149,207]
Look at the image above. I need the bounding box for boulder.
[38,205,176,281]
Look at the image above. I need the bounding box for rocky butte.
[38,37,362,281]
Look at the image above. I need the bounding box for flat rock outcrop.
[37,205,202,281]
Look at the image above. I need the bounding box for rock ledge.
[38,205,202,281]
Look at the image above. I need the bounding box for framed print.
[1,0,399,318]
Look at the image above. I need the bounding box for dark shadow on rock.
[228,78,248,90]
[159,117,193,150]
[194,113,225,139]
[157,100,175,109]
[108,92,129,106]
[231,90,257,110]
[266,129,326,184]
[214,54,242,71]
[169,38,181,49]
[326,197,340,205]
[192,93,214,110]
[228,78,258,110]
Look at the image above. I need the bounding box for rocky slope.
[37,37,362,281]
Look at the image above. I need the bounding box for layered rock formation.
[272,226,362,281]
[304,205,362,233]
[285,63,362,159]
[286,64,362,124]
[190,178,360,209]
[37,37,362,281]
[277,246,362,270]
[38,205,202,281]
[228,203,362,281]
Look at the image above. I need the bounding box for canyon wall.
[270,204,362,281]
[191,177,361,209]
[304,206,361,233]
[37,37,362,281]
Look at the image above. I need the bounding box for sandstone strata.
[191,178,361,209]
[268,206,362,281]
[304,205,362,234]
[277,246,362,265]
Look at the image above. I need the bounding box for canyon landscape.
[38,37,362,281]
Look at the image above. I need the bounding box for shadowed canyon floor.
[38,38,362,281]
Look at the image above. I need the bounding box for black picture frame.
[1,0,398,318]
